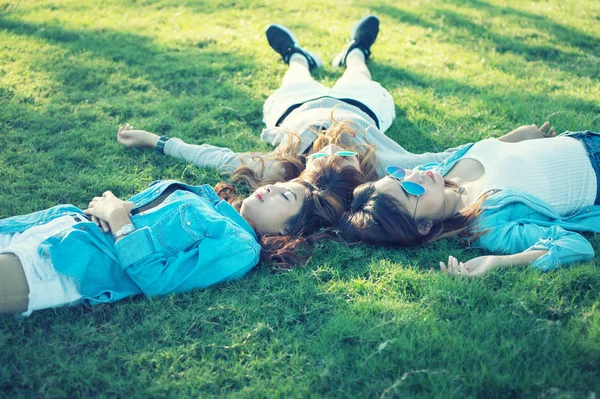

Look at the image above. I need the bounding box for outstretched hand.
[117,124,160,149]
[498,122,556,143]
[439,255,502,278]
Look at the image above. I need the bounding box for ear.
[417,220,433,236]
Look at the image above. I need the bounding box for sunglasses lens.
[386,166,406,179]
[402,181,426,196]
[335,151,358,157]
[309,153,327,159]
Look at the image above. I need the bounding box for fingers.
[99,218,110,233]
[102,191,114,198]
[540,121,550,132]
[86,214,111,233]
[118,124,133,134]
[440,261,447,272]
[91,215,106,231]
[87,197,100,209]
[440,256,469,277]
[459,261,471,277]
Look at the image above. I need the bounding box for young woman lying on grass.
[340,125,600,277]
[0,150,368,315]
[118,15,465,188]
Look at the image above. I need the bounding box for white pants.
[0,216,82,316]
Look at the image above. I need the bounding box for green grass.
[1,0,600,397]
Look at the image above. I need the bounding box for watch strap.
[113,223,135,240]
[155,136,171,155]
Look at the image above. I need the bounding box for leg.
[335,48,372,85]
[0,253,29,314]
[281,53,315,86]
[262,25,328,129]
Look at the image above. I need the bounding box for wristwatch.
[113,223,135,240]
[155,136,171,155]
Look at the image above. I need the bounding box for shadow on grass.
[0,14,271,211]
[374,61,600,122]
[372,1,600,80]
[0,15,264,102]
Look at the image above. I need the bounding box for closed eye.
[281,193,289,201]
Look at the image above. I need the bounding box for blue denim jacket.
[0,180,261,304]
[417,135,600,271]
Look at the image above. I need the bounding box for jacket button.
[186,222,191,226]
[586,208,590,213]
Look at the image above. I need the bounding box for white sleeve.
[164,138,253,172]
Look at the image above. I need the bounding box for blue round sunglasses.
[385,166,426,219]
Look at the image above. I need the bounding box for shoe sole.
[351,15,379,40]
[266,23,300,50]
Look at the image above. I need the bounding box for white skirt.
[0,216,82,316]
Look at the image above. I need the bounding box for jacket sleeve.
[475,221,595,271]
[112,227,261,297]
[164,138,253,173]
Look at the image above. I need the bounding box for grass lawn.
[1,0,600,397]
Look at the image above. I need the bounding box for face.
[240,181,307,235]
[306,144,360,172]
[374,169,447,223]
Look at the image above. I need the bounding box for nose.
[405,170,423,184]
[264,184,281,196]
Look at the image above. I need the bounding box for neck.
[442,185,466,220]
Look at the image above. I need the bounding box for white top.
[464,137,597,216]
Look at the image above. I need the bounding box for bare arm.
[497,122,556,143]
[440,250,548,277]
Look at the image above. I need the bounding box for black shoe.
[332,15,380,68]
[265,24,323,71]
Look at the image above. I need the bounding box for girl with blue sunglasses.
[341,127,600,278]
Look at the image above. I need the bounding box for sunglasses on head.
[386,166,426,219]
[307,150,358,159]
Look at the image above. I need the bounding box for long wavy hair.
[215,156,370,269]
[339,179,491,247]
[229,114,379,189]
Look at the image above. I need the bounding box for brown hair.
[339,179,491,247]
[229,130,305,189]
[215,156,369,269]
[229,115,379,189]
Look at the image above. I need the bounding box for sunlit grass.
[1,0,599,397]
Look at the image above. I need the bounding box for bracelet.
[155,136,170,155]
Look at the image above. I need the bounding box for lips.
[426,171,435,182]
[255,192,264,202]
